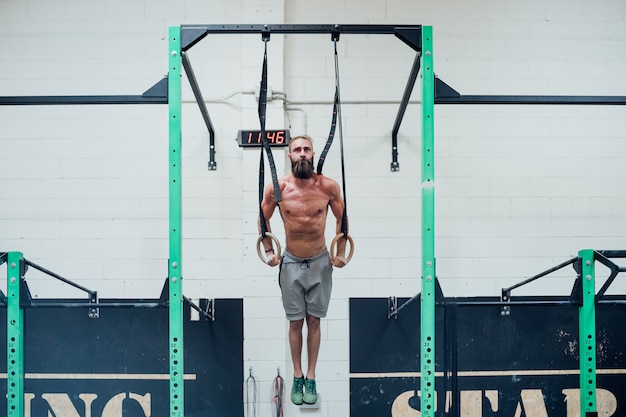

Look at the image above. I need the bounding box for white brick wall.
[1,0,626,416]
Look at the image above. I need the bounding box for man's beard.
[292,158,314,179]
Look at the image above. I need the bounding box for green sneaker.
[303,378,318,404]
[291,376,304,405]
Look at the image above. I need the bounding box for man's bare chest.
[280,197,329,218]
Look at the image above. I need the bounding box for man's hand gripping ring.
[330,233,354,265]
[256,232,282,264]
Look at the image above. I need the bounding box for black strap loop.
[258,40,281,236]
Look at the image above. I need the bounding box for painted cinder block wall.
[1,0,625,416]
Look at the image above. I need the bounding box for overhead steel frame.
[169,23,428,417]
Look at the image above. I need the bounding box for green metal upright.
[168,25,185,417]
[6,251,24,417]
[579,249,597,416]
[420,26,436,417]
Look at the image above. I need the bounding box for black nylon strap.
[258,40,282,236]
[335,41,349,237]
[318,40,349,236]
[316,86,339,175]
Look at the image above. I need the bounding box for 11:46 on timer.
[237,130,290,147]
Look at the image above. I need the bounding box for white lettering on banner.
[80,395,98,417]
[5,372,192,417]
[15,385,621,416]
[40,393,97,417]
[391,389,499,417]
[101,392,151,417]
[485,390,499,412]
[128,392,151,417]
[391,391,421,416]
[390,389,617,417]
[513,390,548,417]
[24,392,151,417]
[460,390,499,417]
[562,389,617,417]
[25,393,35,417]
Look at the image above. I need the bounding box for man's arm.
[258,183,281,266]
[327,179,348,268]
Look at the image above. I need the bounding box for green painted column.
[420,26,436,417]
[6,251,24,417]
[168,25,185,417]
[579,249,597,416]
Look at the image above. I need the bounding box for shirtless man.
[259,135,347,405]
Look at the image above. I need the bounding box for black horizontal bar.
[597,250,626,258]
[440,299,626,307]
[23,301,165,308]
[435,95,626,105]
[181,24,420,35]
[0,95,167,105]
[180,24,422,51]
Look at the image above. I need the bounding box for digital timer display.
[237,130,290,147]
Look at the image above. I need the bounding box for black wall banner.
[350,297,626,417]
[0,298,243,417]
[4,294,625,416]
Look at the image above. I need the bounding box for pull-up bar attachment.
[0,77,168,105]
[176,24,423,171]
[180,24,422,51]
[435,76,626,105]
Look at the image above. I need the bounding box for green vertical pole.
[579,249,597,416]
[168,25,185,417]
[420,26,436,417]
[6,251,24,417]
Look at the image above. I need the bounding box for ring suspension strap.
[318,36,349,237]
[316,83,338,174]
[258,36,282,237]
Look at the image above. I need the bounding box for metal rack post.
[168,25,185,417]
[6,251,24,417]
[579,249,597,416]
[420,25,436,417]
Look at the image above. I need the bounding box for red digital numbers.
[247,131,286,144]
[266,131,286,144]
[247,131,260,144]
[239,130,289,147]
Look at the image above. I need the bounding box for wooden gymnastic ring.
[330,233,354,265]
[257,233,282,264]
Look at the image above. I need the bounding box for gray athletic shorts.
[279,249,333,321]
